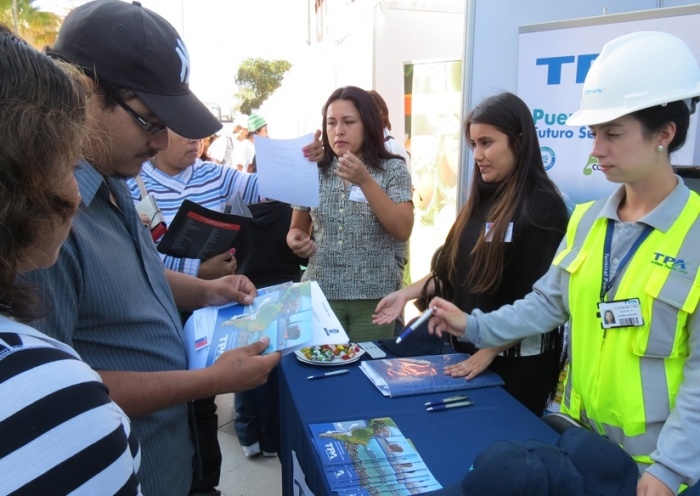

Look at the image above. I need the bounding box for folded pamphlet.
[157,197,252,260]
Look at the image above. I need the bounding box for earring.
[656,145,665,152]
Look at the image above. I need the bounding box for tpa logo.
[652,252,688,274]
[536,53,599,85]
[324,442,339,461]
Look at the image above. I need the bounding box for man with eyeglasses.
[25,2,283,495]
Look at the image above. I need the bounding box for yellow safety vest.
[553,193,700,465]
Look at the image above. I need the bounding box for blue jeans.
[233,368,280,453]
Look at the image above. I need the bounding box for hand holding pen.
[396,308,433,344]
[425,297,467,339]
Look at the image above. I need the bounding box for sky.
[34,0,310,114]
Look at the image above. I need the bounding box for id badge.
[598,298,643,329]
[485,222,513,242]
[349,185,368,203]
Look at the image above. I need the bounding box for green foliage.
[0,0,61,49]
[235,57,292,115]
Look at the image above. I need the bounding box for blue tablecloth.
[278,348,558,495]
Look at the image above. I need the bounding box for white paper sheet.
[254,133,320,207]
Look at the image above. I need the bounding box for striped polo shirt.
[0,317,141,495]
[127,159,260,276]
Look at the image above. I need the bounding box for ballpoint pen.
[426,400,474,412]
[395,308,433,344]
[424,395,469,407]
[307,369,350,380]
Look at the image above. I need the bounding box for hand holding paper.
[183,281,349,369]
[254,133,320,207]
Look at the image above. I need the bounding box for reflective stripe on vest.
[555,192,700,464]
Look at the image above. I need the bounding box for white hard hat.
[567,31,700,127]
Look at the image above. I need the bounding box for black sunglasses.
[111,93,167,136]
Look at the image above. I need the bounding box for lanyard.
[600,220,653,301]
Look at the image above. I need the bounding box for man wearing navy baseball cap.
[26,2,281,495]
[51,0,221,141]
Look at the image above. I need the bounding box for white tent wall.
[259,2,375,138]
[259,1,465,140]
[372,3,466,151]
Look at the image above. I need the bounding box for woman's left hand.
[444,348,500,381]
[335,151,369,185]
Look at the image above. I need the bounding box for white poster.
[518,12,700,206]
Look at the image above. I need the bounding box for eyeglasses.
[111,93,167,136]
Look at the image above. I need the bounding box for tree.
[235,57,292,115]
[0,0,60,48]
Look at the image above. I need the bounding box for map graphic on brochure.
[183,281,349,369]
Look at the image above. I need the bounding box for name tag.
[485,222,513,242]
[598,298,644,329]
[349,185,368,203]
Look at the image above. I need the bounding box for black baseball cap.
[52,0,221,139]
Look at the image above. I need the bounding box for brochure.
[309,417,442,494]
[359,353,504,398]
[156,197,252,260]
[183,281,349,369]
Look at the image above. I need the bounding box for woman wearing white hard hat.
[426,31,700,496]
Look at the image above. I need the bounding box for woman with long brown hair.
[374,92,568,416]
[427,32,700,495]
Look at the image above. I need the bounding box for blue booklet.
[359,353,504,397]
[309,418,442,494]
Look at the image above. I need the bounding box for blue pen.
[426,400,474,412]
[306,369,350,380]
[395,308,433,344]
[424,395,469,407]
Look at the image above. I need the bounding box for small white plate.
[294,344,365,367]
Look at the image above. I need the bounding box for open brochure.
[309,417,442,494]
[156,196,252,260]
[183,281,349,369]
[360,353,504,398]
